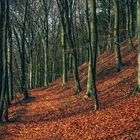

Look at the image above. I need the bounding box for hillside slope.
[0,41,140,140]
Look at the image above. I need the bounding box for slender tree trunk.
[126,0,134,50]
[5,2,10,105]
[6,0,12,105]
[0,0,5,102]
[0,0,9,122]
[0,0,5,123]
[79,6,86,63]
[29,49,33,89]
[113,0,123,72]
[85,0,92,98]
[43,0,49,87]
[35,51,38,88]
[90,0,99,110]
[130,0,137,37]
[107,0,112,51]
[72,51,81,93]
[21,0,29,99]
[8,26,14,100]
[137,0,140,89]
[122,0,127,41]
[62,25,67,84]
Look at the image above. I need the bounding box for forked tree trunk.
[84,0,99,110]
[57,0,81,93]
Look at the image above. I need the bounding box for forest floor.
[1,41,140,140]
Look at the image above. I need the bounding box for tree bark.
[137,0,140,89]
[43,0,49,87]
[113,0,123,72]
[84,0,99,110]
[21,0,29,99]
[126,0,134,50]
[62,25,67,84]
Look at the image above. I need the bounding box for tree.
[57,0,68,85]
[113,0,123,72]
[21,0,29,99]
[126,0,134,50]
[0,0,9,123]
[61,20,67,85]
[0,0,4,102]
[107,0,112,51]
[43,0,50,87]
[57,0,81,93]
[84,0,99,110]
[130,0,137,37]
[137,0,140,90]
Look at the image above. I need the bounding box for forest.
[0,0,140,139]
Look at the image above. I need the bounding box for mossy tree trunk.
[62,25,67,85]
[84,0,99,110]
[113,0,123,72]
[43,0,50,87]
[60,5,67,85]
[56,0,68,85]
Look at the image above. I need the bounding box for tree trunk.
[121,0,127,41]
[0,0,9,122]
[0,0,4,99]
[57,0,81,93]
[21,0,29,99]
[107,0,112,51]
[84,0,99,110]
[126,0,134,50]
[113,0,123,72]
[137,0,140,89]
[43,0,50,87]
[62,25,67,84]
[130,0,137,37]
[8,26,14,100]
